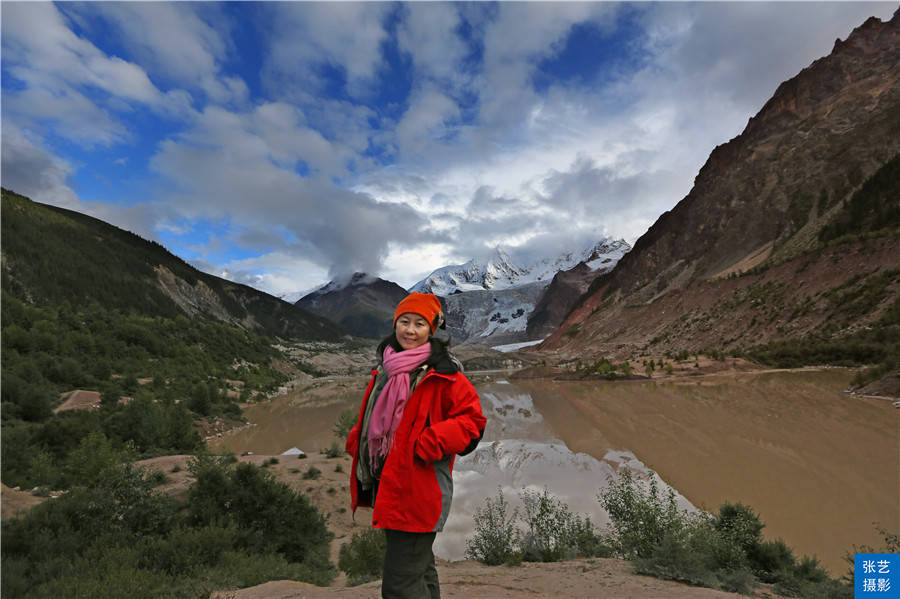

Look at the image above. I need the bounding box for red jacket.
[346,365,486,532]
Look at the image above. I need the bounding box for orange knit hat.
[393,292,444,334]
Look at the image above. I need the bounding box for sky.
[2,1,895,299]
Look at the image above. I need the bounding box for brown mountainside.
[542,10,900,365]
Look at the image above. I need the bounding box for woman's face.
[395,312,431,350]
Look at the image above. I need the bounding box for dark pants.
[382,529,440,599]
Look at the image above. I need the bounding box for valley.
[2,8,898,598]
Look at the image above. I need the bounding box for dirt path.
[211,558,754,599]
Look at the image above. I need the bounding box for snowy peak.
[295,272,408,338]
[584,238,632,271]
[411,238,631,296]
[305,272,378,303]
[410,247,528,295]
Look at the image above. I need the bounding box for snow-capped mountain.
[410,238,630,296]
[295,272,408,339]
[409,238,630,345]
[409,247,528,295]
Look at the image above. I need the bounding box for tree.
[333,409,357,440]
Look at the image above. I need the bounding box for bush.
[714,502,764,559]
[338,528,387,586]
[186,455,334,582]
[303,466,322,480]
[596,471,857,598]
[599,471,761,594]
[598,470,685,559]
[322,441,343,458]
[773,555,847,599]
[465,489,521,566]
[519,487,610,562]
[333,409,356,440]
[751,538,796,582]
[633,514,755,594]
[465,488,610,566]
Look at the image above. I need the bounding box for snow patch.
[491,339,545,352]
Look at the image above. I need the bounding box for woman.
[346,292,486,599]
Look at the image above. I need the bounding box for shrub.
[465,488,610,566]
[187,455,334,578]
[464,489,521,566]
[322,441,343,458]
[773,555,846,599]
[338,528,387,586]
[519,487,609,561]
[598,470,685,559]
[148,469,169,485]
[633,514,755,594]
[333,409,356,440]
[714,502,764,556]
[751,538,796,582]
[302,466,322,480]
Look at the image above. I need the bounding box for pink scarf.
[368,343,432,470]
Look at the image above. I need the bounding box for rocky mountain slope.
[1,189,339,341]
[542,10,900,377]
[295,273,408,339]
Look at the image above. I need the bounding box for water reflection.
[510,370,899,575]
[435,381,695,561]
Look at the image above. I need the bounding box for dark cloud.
[1,125,78,207]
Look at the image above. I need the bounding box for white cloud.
[474,2,616,131]
[3,3,162,104]
[262,2,393,99]
[397,2,469,86]
[201,252,330,299]
[1,2,194,148]
[66,2,248,105]
[394,85,463,157]
[149,104,442,279]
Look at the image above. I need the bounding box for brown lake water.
[213,369,899,575]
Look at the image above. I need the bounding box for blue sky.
[2,1,895,298]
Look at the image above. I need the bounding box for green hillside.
[0,192,351,593]
[0,188,341,487]
[1,188,340,340]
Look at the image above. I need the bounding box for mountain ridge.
[295,272,408,339]
[1,188,340,341]
[410,238,630,296]
[540,8,900,381]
